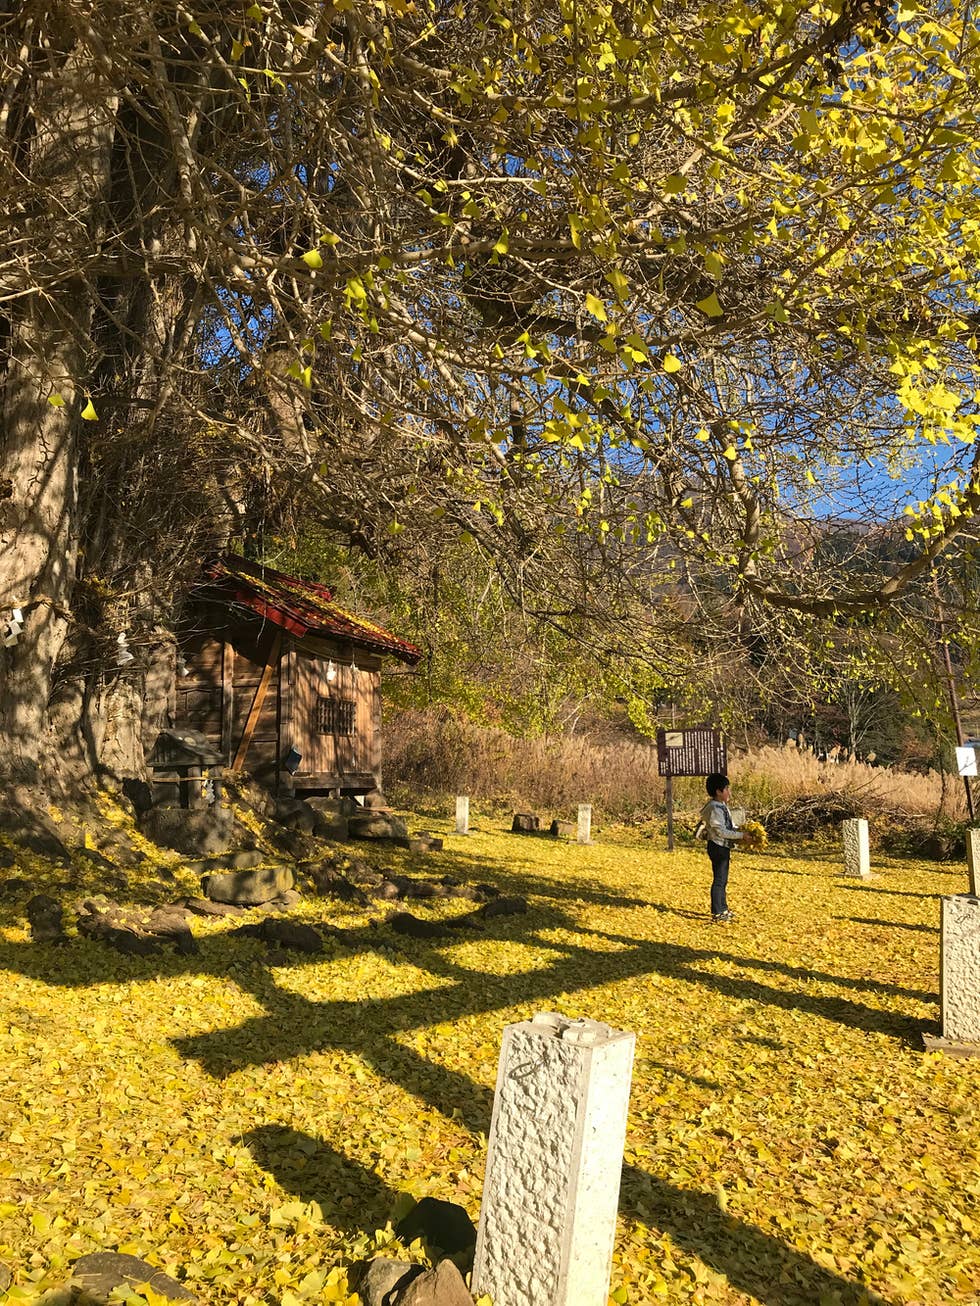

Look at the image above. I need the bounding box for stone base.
[922,1033,980,1060]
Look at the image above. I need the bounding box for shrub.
[383,710,966,834]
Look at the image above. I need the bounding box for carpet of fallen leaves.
[1,803,978,1306]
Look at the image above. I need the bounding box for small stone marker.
[841,818,870,878]
[577,803,593,845]
[472,1012,635,1306]
[511,813,540,834]
[966,828,980,896]
[455,796,470,835]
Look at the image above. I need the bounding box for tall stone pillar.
[966,828,980,897]
[455,796,470,836]
[577,803,593,845]
[940,895,980,1044]
[841,818,870,879]
[472,1013,635,1306]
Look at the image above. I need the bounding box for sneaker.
[711,913,730,924]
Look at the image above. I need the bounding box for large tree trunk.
[0,29,117,784]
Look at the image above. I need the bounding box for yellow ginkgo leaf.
[80,398,98,421]
[584,294,607,322]
[662,354,683,373]
[696,292,724,318]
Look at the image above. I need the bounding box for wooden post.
[665,774,675,851]
[231,630,282,773]
[933,571,976,823]
[220,639,235,765]
[186,764,205,810]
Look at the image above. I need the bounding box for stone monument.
[577,803,593,845]
[925,895,980,1057]
[841,817,870,879]
[472,1012,635,1306]
[455,796,470,836]
[966,828,980,896]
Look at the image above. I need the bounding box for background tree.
[2,0,979,790]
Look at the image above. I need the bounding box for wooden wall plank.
[231,630,283,772]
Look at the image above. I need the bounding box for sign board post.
[656,726,727,852]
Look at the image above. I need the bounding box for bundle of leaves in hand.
[740,819,768,849]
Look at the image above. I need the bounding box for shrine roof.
[198,554,422,665]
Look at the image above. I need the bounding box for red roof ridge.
[198,553,422,665]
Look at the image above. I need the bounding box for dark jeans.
[708,841,730,917]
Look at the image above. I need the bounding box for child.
[700,773,745,924]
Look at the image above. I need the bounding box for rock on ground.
[182,896,245,917]
[25,893,67,943]
[139,806,240,856]
[203,865,295,906]
[349,812,409,842]
[0,876,30,897]
[392,1260,474,1305]
[353,1257,423,1306]
[386,912,451,940]
[69,1252,197,1301]
[395,1198,477,1258]
[478,895,528,918]
[259,918,323,953]
[511,813,540,834]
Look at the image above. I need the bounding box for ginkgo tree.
[1,0,979,787]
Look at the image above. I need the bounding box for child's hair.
[706,773,730,798]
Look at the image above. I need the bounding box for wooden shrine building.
[169,554,422,795]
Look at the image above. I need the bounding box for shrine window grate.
[315,696,355,736]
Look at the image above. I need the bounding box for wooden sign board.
[656,726,726,778]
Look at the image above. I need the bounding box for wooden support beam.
[231,630,282,773]
[221,639,235,765]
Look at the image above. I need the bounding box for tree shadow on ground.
[243,1125,403,1238]
[0,876,917,1305]
[835,916,937,934]
[750,865,808,876]
[836,884,948,899]
[0,888,935,1035]
[250,1116,886,1306]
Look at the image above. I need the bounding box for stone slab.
[204,865,295,906]
[941,894,980,1042]
[922,1032,980,1059]
[841,818,870,878]
[472,1012,635,1306]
